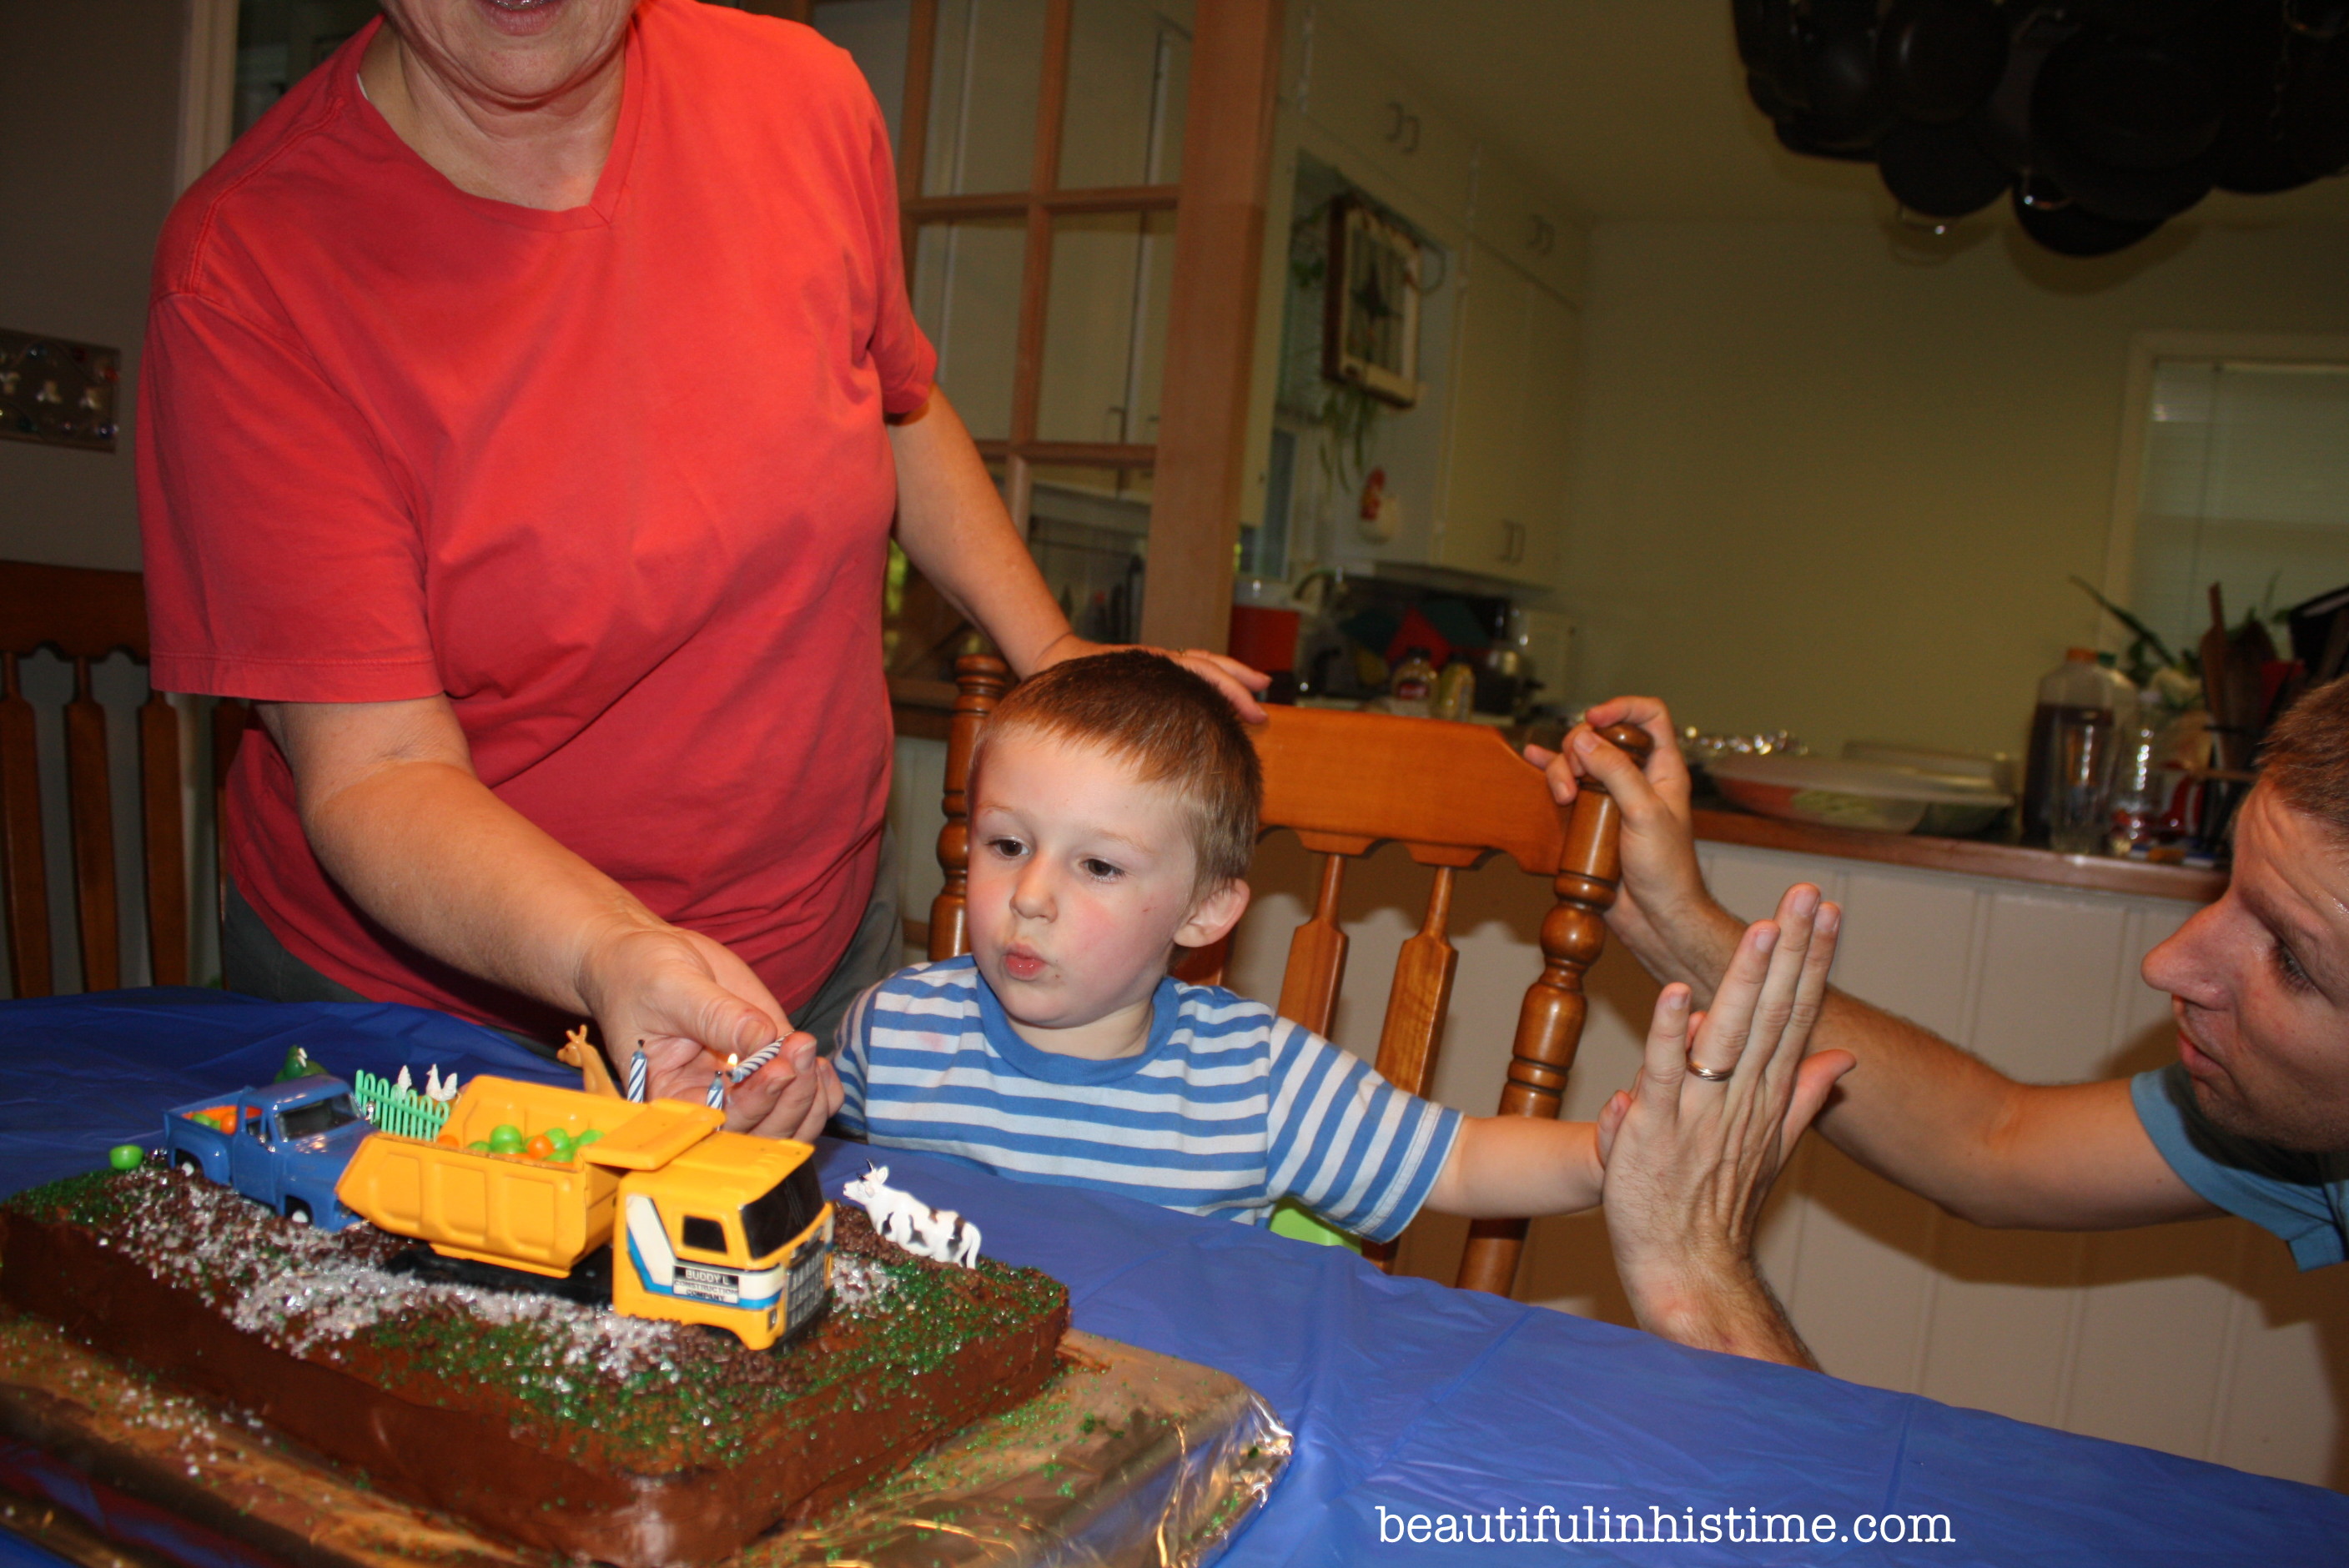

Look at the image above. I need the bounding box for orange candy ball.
[524,1133,555,1160]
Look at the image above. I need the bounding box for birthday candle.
[705,1072,728,1109]
[626,1049,647,1103]
[727,1040,784,1083]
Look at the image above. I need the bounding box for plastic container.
[1227,577,1300,675]
[1708,754,2012,836]
[2022,648,2118,846]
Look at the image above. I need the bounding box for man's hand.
[1034,631,1270,723]
[579,922,842,1139]
[1596,883,1854,1367]
[1524,696,1742,1001]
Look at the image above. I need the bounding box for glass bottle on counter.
[2024,648,2117,848]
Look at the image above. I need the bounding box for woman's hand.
[578,922,842,1139]
[1523,696,1742,999]
[1034,631,1270,722]
[1595,882,1853,1366]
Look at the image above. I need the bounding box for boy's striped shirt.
[832,957,1461,1244]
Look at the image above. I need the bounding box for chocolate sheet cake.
[0,1168,1068,1566]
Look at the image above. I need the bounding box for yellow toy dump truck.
[335,1077,832,1350]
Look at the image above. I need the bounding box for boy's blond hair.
[973,650,1261,895]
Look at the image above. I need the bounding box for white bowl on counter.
[1707,754,2013,837]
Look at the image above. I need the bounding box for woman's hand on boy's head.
[1032,632,1270,723]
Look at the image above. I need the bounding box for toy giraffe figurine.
[559,1025,621,1099]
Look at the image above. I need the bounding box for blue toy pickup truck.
[163,1078,371,1231]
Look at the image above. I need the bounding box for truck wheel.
[285,1200,314,1226]
[175,1154,202,1179]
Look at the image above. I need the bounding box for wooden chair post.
[1275,846,1358,1037]
[211,698,253,932]
[1456,722,1653,1296]
[0,653,50,997]
[64,657,118,992]
[929,653,1011,962]
[140,691,187,987]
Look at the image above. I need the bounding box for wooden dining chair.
[925,653,1651,1297]
[0,560,239,996]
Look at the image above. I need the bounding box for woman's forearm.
[264,698,662,1017]
[888,391,1073,677]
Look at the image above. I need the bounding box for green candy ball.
[546,1128,576,1158]
[574,1128,604,1146]
[487,1123,525,1153]
[108,1144,144,1172]
[468,1140,493,1153]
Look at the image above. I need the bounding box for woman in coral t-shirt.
[138,0,1260,1134]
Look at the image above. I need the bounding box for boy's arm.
[1423,1115,1604,1218]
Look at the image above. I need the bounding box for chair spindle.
[140,692,188,987]
[929,654,1010,962]
[0,653,49,998]
[64,658,118,991]
[1276,850,1351,1037]
[1455,722,1654,1296]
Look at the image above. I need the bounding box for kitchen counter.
[890,681,2226,905]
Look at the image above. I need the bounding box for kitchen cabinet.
[1435,241,1578,585]
[1295,17,1476,231]
[1470,151,1585,306]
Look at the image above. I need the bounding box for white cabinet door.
[1300,16,1475,229]
[1470,153,1585,305]
[1436,244,1576,585]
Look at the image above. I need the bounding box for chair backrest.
[0,561,236,996]
[926,653,1649,1297]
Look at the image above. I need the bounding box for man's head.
[964,652,1260,1039]
[2144,676,2349,1151]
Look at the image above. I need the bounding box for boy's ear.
[1175,877,1251,950]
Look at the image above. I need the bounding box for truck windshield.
[741,1163,823,1259]
[279,1097,360,1138]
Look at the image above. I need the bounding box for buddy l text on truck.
[163,1078,370,1230]
[335,1077,832,1350]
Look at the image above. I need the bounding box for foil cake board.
[0,1314,1290,1568]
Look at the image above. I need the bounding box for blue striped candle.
[705,1072,728,1109]
[727,1040,783,1084]
[626,1048,647,1103]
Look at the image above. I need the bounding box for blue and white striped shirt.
[833,957,1461,1244]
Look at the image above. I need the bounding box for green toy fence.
[352,1068,450,1142]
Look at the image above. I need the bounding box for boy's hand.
[1595,883,1853,1366]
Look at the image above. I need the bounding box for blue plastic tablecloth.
[2,990,2345,1565]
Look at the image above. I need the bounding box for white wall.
[1557,219,2349,759]
[0,0,184,570]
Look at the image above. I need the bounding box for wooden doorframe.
[1143,0,1284,652]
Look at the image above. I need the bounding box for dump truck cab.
[614,1131,832,1350]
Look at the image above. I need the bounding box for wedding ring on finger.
[1685,1061,1734,1083]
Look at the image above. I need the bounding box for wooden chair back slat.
[1275,852,1350,1037]
[0,562,206,997]
[0,655,51,997]
[928,654,1648,1298]
[212,698,253,930]
[65,660,119,992]
[141,692,189,987]
[1371,864,1457,1102]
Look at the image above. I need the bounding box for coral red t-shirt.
[136,0,934,1035]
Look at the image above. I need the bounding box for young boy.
[833,650,1834,1249]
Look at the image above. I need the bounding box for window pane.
[924,0,1047,196]
[2130,359,2349,659]
[912,219,1024,442]
[234,0,381,138]
[1029,467,1149,643]
[814,0,912,154]
[1035,209,1175,445]
[1059,0,1191,189]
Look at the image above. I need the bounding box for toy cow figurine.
[843,1165,981,1269]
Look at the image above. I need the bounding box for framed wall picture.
[1322,198,1422,409]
